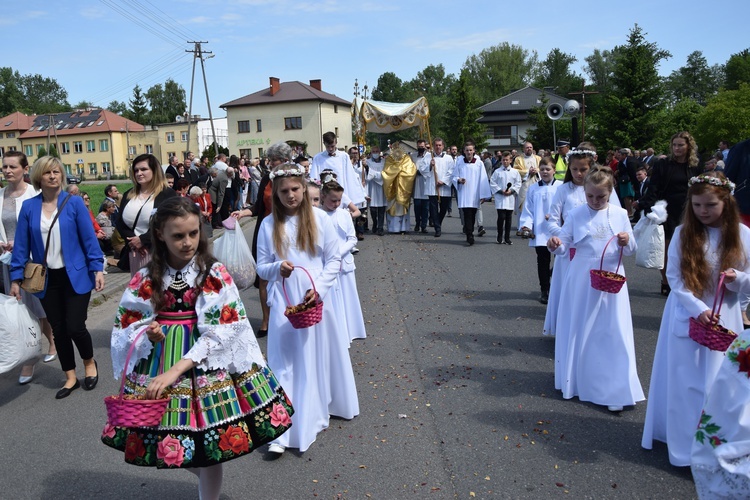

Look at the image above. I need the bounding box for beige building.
[221,77,353,158]
[1,109,145,178]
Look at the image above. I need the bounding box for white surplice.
[519,179,561,247]
[452,155,491,208]
[489,166,522,210]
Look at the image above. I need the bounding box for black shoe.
[84,360,99,390]
[56,380,80,399]
[504,240,513,245]
[256,329,268,338]
[660,282,671,296]
[420,228,428,234]
[540,290,549,304]
[478,227,486,236]
[377,230,384,236]
[414,225,420,232]
[467,236,475,246]
[434,232,441,237]
[496,238,502,244]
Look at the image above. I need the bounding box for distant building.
[221,77,352,158]
[1,109,145,177]
[478,86,568,153]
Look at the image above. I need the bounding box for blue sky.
[5,0,747,119]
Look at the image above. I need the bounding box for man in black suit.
[631,165,650,222]
[642,148,657,169]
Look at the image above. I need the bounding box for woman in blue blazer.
[9,156,104,399]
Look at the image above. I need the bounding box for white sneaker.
[268,443,285,454]
[607,405,623,412]
[351,247,360,254]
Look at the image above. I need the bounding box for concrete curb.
[89,217,257,308]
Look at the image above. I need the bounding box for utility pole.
[568,81,600,141]
[186,42,219,158]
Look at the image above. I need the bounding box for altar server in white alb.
[320,180,367,345]
[519,157,561,304]
[310,131,366,210]
[642,173,750,467]
[412,139,433,234]
[453,140,491,246]
[429,137,454,238]
[490,151,522,245]
[547,167,644,413]
[365,145,387,236]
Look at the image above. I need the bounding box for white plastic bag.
[0,294,43,374]
[633,200,667,270]
[213,227,256,289]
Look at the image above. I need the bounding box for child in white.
[547,167,644,412]
[490,151,522,244]
[365,146,386,236]
[320,180,367,344]
[519,158,560,304]
[642,173,750,467]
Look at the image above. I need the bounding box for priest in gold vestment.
[381,142,417,233]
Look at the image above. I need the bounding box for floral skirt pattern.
[102,317,293,468]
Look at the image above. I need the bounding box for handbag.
[21,194,72,293]
[0,293,43,374]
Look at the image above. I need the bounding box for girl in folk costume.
[365,145,387,236]
[642,173,750,467]
[320,179,367,344]
[103,197,292,500]
[489,151,522,245]
[547,167,644,412]
[519,157,561,304]
[256,164,358,455]
[543,146,621,336]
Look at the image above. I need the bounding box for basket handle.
[118,326,164,400]
[711,272,727,318]
[599,234,624,274]
[281,266,318,307]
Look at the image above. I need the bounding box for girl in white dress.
[320,180,367,344]
[548,167,644,412]
[642,173,750,467]
[256,164,358,455]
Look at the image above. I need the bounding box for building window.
[61,142,70,154]
[6,132,15,139]
[240,148,251,159]
[7,146,15,152]
[0,147,4,157]
[284,117,302,130]
[36,144,44,153]
[238,120,250,133]
[88,163,97,175]
[335,127,339,137]
[256,119,262,132]
[101,162,111,172]
[128,146,136,157]
[491,125,518,139]
[63,164,71,173]
[181,131,188,142]
[334,105,338,113]
[24,145,33,156]
[86,140,96,152]
[145,145,153,154]
[258,147,263,157]
[99,139,109,152]
[74,141,83,153]
[166,132,175,143]
[167,152,175,159]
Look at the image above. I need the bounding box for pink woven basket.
[589,235,627,294]
[689,272,737,351]
[282,266,324,329]
[104,328,169,427]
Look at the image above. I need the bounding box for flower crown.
[269,167,304,180]
[307,179,322,187]
[566,149,596,161]
[320,171,338,185]
[689,174,736,194]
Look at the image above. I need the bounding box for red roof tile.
[18,109,145,139]
[221,80,350,108]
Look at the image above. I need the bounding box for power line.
[99,0,184,48]
[131,0,205,42]
[90,58,192,108]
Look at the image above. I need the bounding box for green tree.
[48,144,60,158]
[694,83,750,150]
[202,142,229,160]
[145,78,186,125]
[37,146,48,158]
[462,42,539,105]
[583,48,619,120]
[444,69,487,151]
[409,64,457,143]
[665,51,720,106]
[0,67,24,115]
[18,72,70,114]
[107,100,130,118]
[128,84,148,124]
[725,48,750,90]
[534,48,583,97]
[651,98,703,153]
[73,100,95,110]
[593,24,671,151]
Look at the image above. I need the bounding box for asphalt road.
[0,205,697,499]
